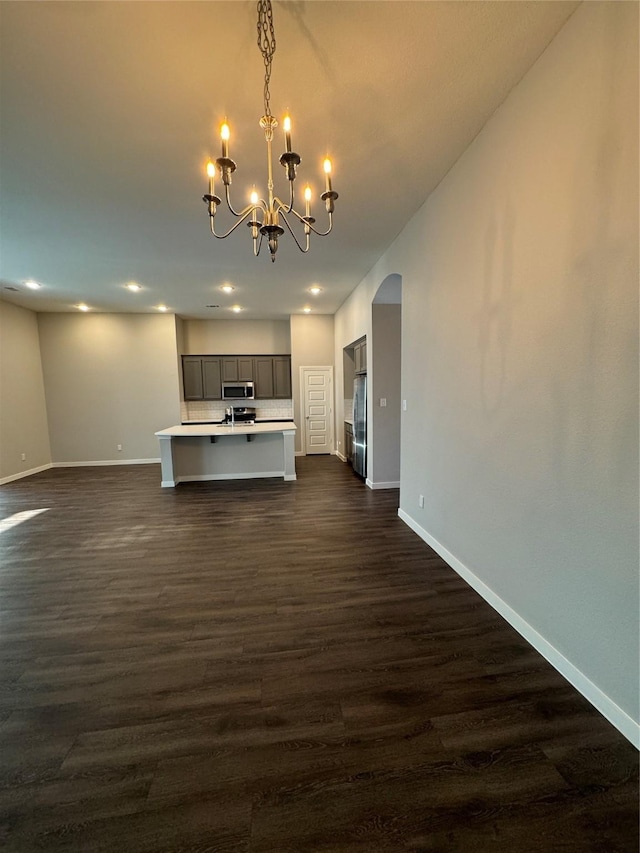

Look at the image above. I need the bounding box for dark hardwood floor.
[0,457,637,852]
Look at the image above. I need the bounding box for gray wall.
[175,315,186,400]
[371,303,401,485]
[0,300,51,481]
[38,313,181,462]
[290,314,335,453]
[181,319,290,354]
[334,2,638,736]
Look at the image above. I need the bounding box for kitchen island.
[155,422,297,487]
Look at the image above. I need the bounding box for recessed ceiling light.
[25,280,42,290]
[220,284,235,293]
[309,285,322,295]
[303,307,312,314]
[156,304,168,312]
[126,282,141,292]
[231,305,243,313]
[77,303,90,312]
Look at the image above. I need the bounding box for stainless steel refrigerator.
[353,375,367,478]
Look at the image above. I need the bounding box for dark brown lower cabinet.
[345,421,354,465]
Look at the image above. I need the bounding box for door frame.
[299,366,334,456]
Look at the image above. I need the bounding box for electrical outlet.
[117,444,122,451]
[21,453,26,461]
[419,494,424,508]
[380,398,387,408]
[402,400,407,411]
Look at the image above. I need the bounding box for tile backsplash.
[182,399,293,422]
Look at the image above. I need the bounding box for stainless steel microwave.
[222,381,255,400]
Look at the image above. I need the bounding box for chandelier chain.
[257,0,276,118]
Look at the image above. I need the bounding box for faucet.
[225,406,234,426]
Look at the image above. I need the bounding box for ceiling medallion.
[202,0,338,262]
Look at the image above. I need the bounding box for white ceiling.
[0,0,579,320]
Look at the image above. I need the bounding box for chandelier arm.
[307,213,333,238]
[253,231,264,256]
[224,185,253,219]
[279,210,311,254]
[272,191,294,216]
[285,206,335,238]
[278,182,295,215]
[209,207,255,239]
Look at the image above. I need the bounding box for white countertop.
[344,418,354,426]
[156,421,297,438]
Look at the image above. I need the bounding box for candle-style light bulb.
[249,189,260,240]
[283,115,292,153]
[323,158,332,193]
[206,161,215,194]
[304,184,311,216]
[221,122,230,158]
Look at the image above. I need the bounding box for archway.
[370,273,402,489]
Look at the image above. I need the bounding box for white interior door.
[301,367,333,454]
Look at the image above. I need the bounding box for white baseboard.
[367,479,400,490]
[398,508,640,748]
[335,451,347,463]
[0,463,53,486]
[174,471,287,484]
[52,458,160,467]
[295,451,305,457]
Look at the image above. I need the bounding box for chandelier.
[202,0,338,262]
